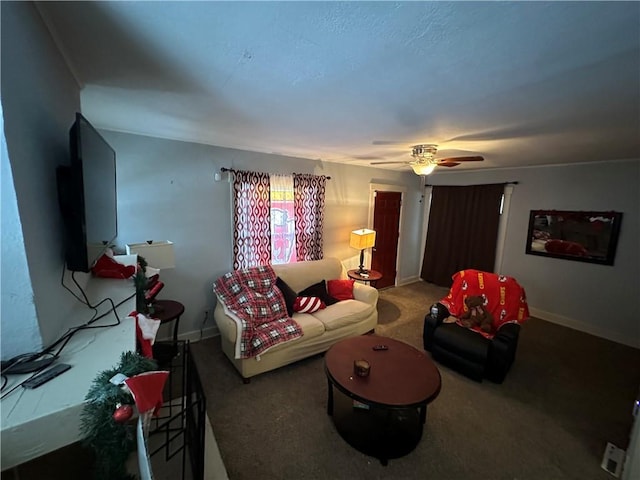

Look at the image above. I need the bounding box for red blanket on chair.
[440,269,530,339]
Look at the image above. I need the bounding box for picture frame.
[525,210,623,266]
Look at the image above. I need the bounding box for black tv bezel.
[56,113,117,273]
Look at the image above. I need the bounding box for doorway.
[371,190,402,289]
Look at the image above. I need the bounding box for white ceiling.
[36,1,640,172]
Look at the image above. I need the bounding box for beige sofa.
[213,257,378,381]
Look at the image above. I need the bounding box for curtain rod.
[221,167,331,180]
[424,181,519,187]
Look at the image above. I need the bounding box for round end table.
[150,299,185,365]
[347,269,382,287]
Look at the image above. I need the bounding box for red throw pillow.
[327,279,355,301]
[293,296,326,314]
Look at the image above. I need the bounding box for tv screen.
[57,113,117,272]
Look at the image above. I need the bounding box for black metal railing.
[146,341,206,480]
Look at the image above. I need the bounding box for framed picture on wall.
[525,210,623,265]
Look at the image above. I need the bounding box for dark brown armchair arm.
[423,302,450,351]
[486,322,521,383]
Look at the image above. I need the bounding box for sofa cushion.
[272,257,345,293]
[327,279,355,301]
[289,313,326,340]
[299,280,339,306]
[311,300,375,330]
[293,296,325,314]
[276,276,298,317]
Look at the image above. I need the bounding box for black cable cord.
[1,366,50,400]
[1,263,137,400]
[60,260,90,305]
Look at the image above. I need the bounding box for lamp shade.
[126,241,175,269]
[411,163,437,176]
[350,229,376,250]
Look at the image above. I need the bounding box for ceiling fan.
[370,144,484,175]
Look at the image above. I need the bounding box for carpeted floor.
[191,281,640,480]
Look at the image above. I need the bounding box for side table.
[347,269,383,287]
[151,299,185,365]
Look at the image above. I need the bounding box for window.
[231,170,327,269]
[270,175,296,264]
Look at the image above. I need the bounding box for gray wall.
[0,1,85,359]
[426,160,640,347]
[1,1,637,361]
[100,130,421,340]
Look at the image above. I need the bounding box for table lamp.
[126,241,175,270]
[350,229,376,274]
[126,241,175,314]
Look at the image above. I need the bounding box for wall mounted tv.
[56,113,117,273]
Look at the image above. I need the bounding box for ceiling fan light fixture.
[412,144,438,161]
[410,163,437,176]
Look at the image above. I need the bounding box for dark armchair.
[423,269,529,383]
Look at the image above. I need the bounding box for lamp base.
[357,249,369,275]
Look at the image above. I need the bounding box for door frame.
[368,183,407,288]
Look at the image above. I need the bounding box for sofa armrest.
[352,282,379,306]
[213,299,238,344]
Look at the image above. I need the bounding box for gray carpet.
[191,281,640,480]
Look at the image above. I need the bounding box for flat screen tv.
[56,113,117,272]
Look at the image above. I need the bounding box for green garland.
[80,351,157,480]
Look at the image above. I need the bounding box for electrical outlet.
[601,442,625,477]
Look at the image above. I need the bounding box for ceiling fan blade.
[353,155,385,160]
[439,156,484,163]
[438,162,460,167]
[370,161,411,165]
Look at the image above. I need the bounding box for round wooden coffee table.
[324,334,441,465]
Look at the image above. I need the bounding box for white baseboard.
[204,413,229,480]
[156,326,219,344]
[396,276,421,287]
[529,307,639,349]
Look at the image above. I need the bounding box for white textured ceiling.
[36,1,640,172]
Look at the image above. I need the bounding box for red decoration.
[125,371,170,415]
[112,403,133,423]
[92,253,136,279]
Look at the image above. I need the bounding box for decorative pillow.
[327,279,355,301]
[299,280,339,306]
[293,296,326,314]
[276,277,298,317]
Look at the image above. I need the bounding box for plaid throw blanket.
[440,269,530,339]
[213,265,303,359]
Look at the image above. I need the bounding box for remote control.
[22,363,72,389]
[372,345,388,351]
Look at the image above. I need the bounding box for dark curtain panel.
[421,184,505,287]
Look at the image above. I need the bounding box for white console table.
[1,265,137,471]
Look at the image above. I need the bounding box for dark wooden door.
[371,191,401,289]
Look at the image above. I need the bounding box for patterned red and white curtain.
[232,170,271,269]
[293,174,327,261]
